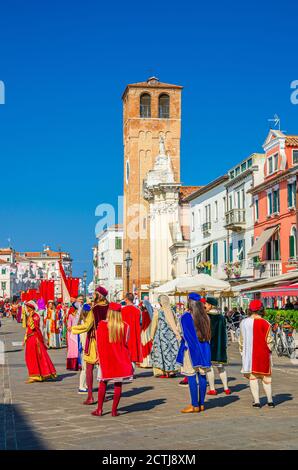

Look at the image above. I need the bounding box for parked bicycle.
[271,322,296,359]
[226,313,246,342]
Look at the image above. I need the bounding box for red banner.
[21,289,41,302]
[66,277,80,298]
[39,280,55,303]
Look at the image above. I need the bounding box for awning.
[232,271,298,293]
[247,226,278,259]
[261,283,298,298]
[196,242,211,255]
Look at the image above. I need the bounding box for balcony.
[201,222,211,236]
[225,209,246,232]
[254,260,282,279]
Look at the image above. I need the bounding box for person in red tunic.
[138,301,153,368]
[239,299,274,408]
[23,301,57,384]
[92,302,133,417]
[121,293,143,368]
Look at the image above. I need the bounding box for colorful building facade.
[249,130,298,277]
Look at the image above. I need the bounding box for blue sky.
[0,0,297,279]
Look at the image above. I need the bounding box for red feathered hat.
[96,285,108,297]
[109,302,122,312]
[249,299,263,312]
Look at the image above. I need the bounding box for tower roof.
[122,77,183,99]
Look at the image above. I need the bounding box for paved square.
[0,319,297,450]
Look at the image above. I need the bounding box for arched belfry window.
[140,93,151,118]
[159,94,170,118]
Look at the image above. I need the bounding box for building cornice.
[122,81,183,100]
[249,166,298,195]
[183,175,228,202]
[225,167,256,188]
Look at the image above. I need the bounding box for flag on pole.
[59,261,71,303]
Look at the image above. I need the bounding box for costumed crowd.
[6,287,275,417]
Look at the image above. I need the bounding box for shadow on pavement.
[5,349,23,353]
[213,376,237,383]
[205,395,240,409]
[136,370,153,378]
[229,383,248,393]
[271,393,293,406]
[54,372,78,382]
[121,386,154,398]
[0,404,48,450]
[119,398,166,414]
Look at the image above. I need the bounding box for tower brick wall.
[122,77,182,294]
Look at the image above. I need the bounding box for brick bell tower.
[122,77,182,296]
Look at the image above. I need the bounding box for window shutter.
[274,239,280,260]
[290,235,295,258]
[213,243,218,265]
[268,193,272,214]
[229,243,233,262]
[288,184,292,207]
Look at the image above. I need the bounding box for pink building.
[248,130,298,278]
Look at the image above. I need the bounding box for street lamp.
[83,270,87,299]
[100,252,104,267]
[125,249,132,293]
[97,252,105,284]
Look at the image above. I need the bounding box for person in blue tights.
[176,293,211,413]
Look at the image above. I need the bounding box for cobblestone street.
[1,318,297,450]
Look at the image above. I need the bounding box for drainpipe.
[226,187,231,309]
[226,188,230,264]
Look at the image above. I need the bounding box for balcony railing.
[254,260,282,278]
[201,221,211,236]
[225,209,246,231]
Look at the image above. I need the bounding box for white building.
[93,225,123,301]
[0,260,15,299]
[185,175,228,280]
[0,248,17,299]
[225,153,265,283]
[185,153,266,288]
[0,246,72,298]
[15,246,72,297]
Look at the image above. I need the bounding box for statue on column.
[159,136,166,156]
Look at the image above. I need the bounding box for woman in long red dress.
[23,301,57,384]
[91,302,134,417]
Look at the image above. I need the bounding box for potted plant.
[224,262,233,278]
[196,261,212,275]
[232,261,242,278]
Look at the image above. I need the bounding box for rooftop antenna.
[268,114,281,130]
[7,237,11,248]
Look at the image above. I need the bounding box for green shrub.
[265,309,298,329]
